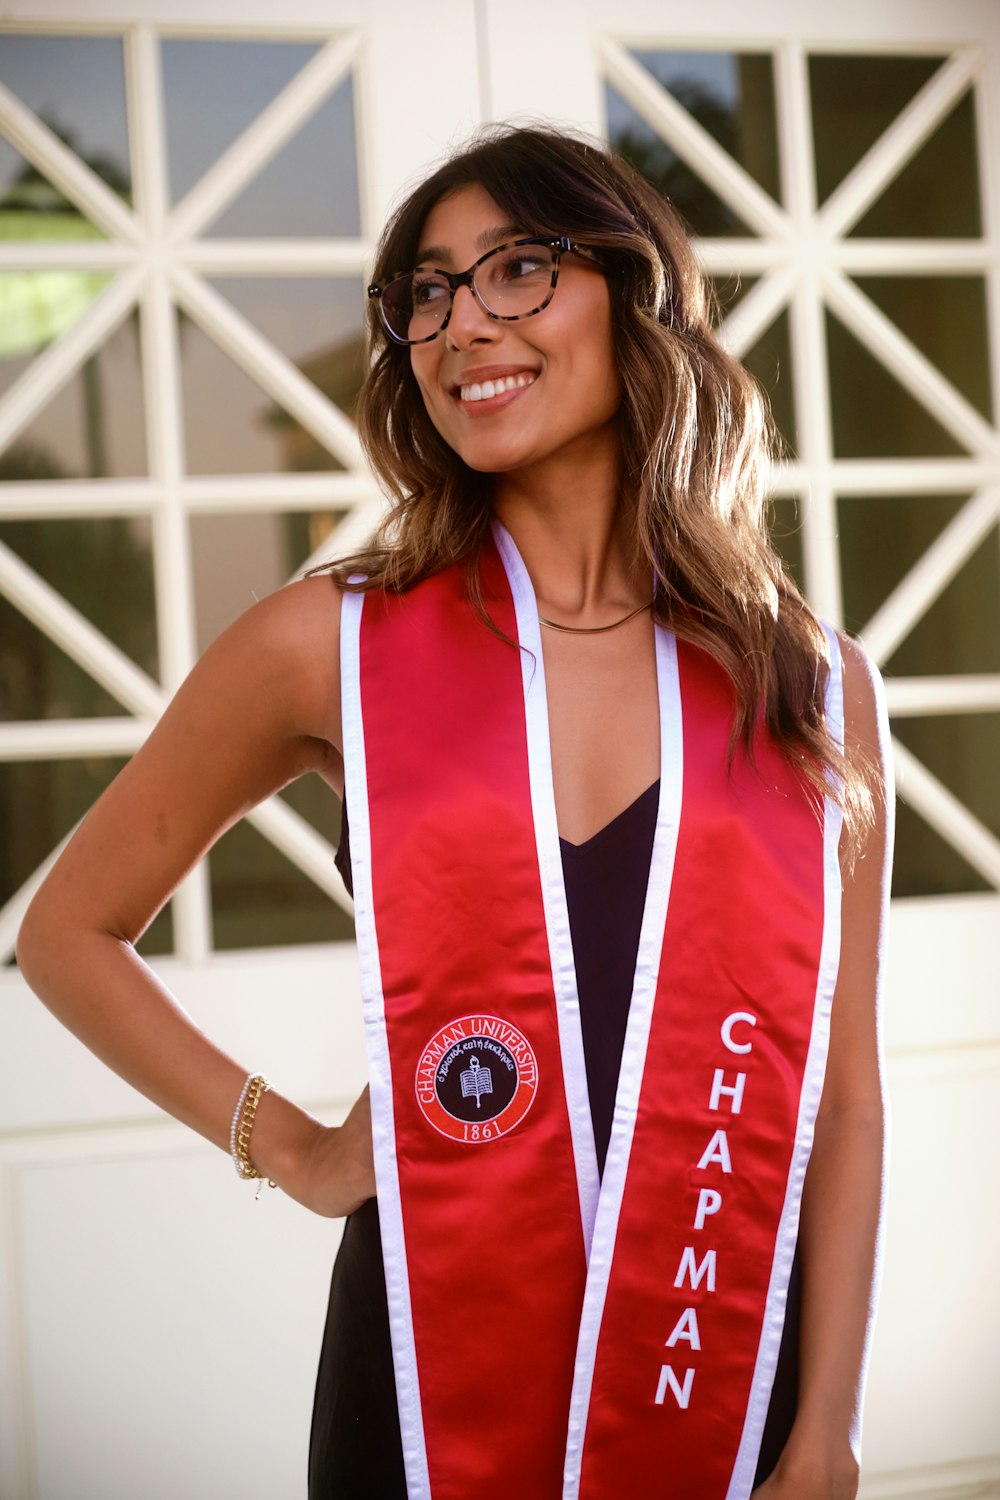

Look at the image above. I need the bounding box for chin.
[448,435,538,473]
[460,450,531,475]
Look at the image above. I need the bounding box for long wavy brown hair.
[318,122,872,845]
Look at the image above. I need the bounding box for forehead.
[415,182,520,266]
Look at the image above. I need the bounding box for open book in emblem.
[460,1054,493,1109]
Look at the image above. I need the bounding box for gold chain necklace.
[537,600,653,634]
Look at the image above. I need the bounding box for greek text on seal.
[415,1014,538,1144]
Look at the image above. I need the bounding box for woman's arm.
[760,633,894,1498]
[16,574,374,1217]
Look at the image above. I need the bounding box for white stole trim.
[724,623,846,1500]
[562,626,685,1500]
[491,519,603,1248]
[340,582,432,1500]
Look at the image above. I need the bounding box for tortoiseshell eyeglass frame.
[367,234,603,346]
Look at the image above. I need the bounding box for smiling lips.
[453,371,537,412]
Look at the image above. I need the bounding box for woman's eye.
[412,276,449,308]
[501,256,547,279]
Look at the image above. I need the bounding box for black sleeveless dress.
[308,783,801,1497]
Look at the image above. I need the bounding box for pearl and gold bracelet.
[230,1072,278,1195]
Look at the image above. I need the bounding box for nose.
[444,282,497,350]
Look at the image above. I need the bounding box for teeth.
[459,372,536,402]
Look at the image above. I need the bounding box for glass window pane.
[852,89,980,240]
[163,38,320,206]
[892,795,991,898]
[826,310,966,458]
[852,276,991,421]
[0,266,110,377]
[886,536,1000,678]
[190,510,339,655]
[0,313,148,479]
[893,714,1000,895]
[179,277,364,475]
[279,771,342,846]
[0,517,158,681]
[0,35,131,213]
[630,51,781,203]
[605,82,755,237]
[809,54,980,239]
[838,492,968,637]
[162,39,360,238]
[743,307,795,457]
[709,273,757,323]
[809,54,942,208]
[205,274,365,415]
[208,816,352,950]
[0,756,174,957]
[768,496,804,594]
[206,75,360,239]
[0,598,124,719]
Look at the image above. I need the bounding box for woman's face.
[407,182,621,477]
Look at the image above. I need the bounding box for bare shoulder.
[834,628,890,774]
[832,628,895,904]
[816,630,894,1118]
[197,571,346,754]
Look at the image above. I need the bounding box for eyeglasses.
[368,235,599,346]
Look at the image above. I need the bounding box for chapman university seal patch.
[415,1014,538,1144]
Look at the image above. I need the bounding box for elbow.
[15,895,57,994]
[15,887,88,998]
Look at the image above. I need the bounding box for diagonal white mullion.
[248,799,353,915]
[170,264,364,469]
[129,23,212,964]
[600,38,790,241]
[973,72,1000,434]
[823,268,1000,459]
[892,736,1000,890]
[0,267,145,456]
[0,540,163,717]
[885,677,1000,716]
[860,485,1000,666]
[166,30,362,246]
[0,82,142,245]
[715,264,796,361]
[818,50,984,242]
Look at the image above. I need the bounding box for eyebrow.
[413,223,524,267]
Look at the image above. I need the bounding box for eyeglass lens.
[380,242,559,343]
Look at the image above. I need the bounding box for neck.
[491,437,647,618]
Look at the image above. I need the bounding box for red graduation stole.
[339,518,843,1500]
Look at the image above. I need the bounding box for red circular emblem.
[414,1014,538,1144]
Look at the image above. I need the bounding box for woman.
[17,124,891,1500]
